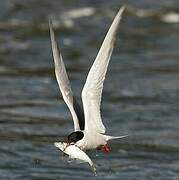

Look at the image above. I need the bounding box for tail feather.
[105,135,128,141]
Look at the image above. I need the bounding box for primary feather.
[49,19,81,131]
[82,6,125,134]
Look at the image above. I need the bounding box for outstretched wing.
[81,7,125,133]
[49,19,84,131]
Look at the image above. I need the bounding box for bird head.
[67,131,84,143]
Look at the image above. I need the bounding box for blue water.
[0,1,179,179]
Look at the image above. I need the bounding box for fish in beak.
[54,142,96,174]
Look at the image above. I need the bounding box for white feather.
[49,20,80,131]
[105,134,129,141]
[82,6,125,134]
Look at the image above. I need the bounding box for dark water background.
[0,0,179,179]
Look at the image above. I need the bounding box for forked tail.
[105,135,128,141]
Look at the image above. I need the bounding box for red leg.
[96,144,111,153]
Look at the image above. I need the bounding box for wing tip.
[116,5,126,20]
[48,17,54,41]
[48,14,53,27]
[120,5,126,13]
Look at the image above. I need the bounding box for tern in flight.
[49,6,127,154]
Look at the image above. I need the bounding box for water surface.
[0,0,179,179]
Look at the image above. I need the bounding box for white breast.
[76,131,107,150]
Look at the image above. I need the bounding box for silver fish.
[54,142,96,174]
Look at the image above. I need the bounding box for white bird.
[49,6,127,154]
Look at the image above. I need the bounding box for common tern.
[49,6,127,156]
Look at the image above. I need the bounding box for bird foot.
[97,144,111,153]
